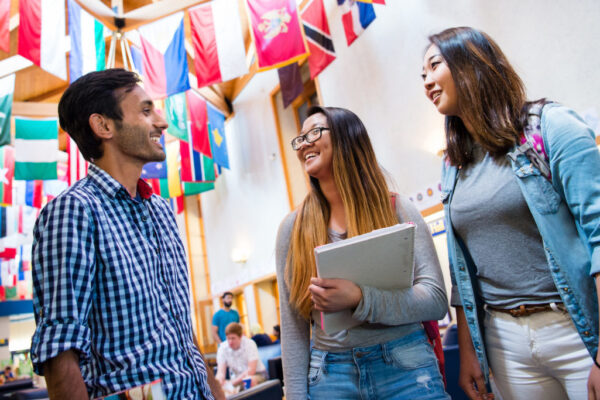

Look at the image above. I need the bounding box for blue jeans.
[307,328,449,399]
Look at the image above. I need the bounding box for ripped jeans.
[307,328,449,399]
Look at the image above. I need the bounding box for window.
[271,62,321,209]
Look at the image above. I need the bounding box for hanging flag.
[43,161,68,201]
[207,103,229,169]
[189,0,248,88]
[156,140,183,199]
[138,12,190,100]
[18,0,67,80]
[187,90,212,157]
[67,137,87,185]
[0,206,6,237]
[68,0,106,83]
[0,206,16,238]
[356,0,385,4]
[14,117,58,180]
[0,248,16,259]
[141,136,167,179]
[278,62,303,108]
[183,181,215,196]
[337,0,376,46]
[0,74,15,146]
[180,123,216,183]
[301,0,336,79]
[13,180,43,208]
[246,0,308,71]
[164,92,189,141]
[0,146,14,205]
[130,44,144,76]
[170,196,184,214]
[0,0,9,53]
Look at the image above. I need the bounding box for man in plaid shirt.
[30,69,224,400]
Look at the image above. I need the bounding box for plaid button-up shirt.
[31,164,213,400]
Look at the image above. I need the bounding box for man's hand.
[193,335,226,400]
[456,308,494,400]
[44,350,88,400]
[212,325,221,344]
[308,277,362,312]
[216,373,226,387]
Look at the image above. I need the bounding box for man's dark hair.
[58,68,141,161]
[222,291,234,299]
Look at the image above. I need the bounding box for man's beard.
[224,301,232,308]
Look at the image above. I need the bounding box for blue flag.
[207,103,229,169]
[141,136,168,179]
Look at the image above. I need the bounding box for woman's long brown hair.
[285,106,398,320]
[428,27,527,166]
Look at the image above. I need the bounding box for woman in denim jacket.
[422,27,600,399]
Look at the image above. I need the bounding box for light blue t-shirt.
[212,309,240,341]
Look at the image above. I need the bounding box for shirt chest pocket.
[513,164,561,215]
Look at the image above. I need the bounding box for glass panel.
[309,92,319,107]
[297,101,309,126]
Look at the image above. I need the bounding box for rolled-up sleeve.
[30,195,96,375]
[543,106,600,276]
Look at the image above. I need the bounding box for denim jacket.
[441,104,600,380]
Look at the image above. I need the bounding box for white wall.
[202,70,291,295]
[201,0,600,295]
[318,0,600,194]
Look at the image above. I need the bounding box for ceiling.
[0,0,259,116]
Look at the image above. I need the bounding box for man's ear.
[89,113,113,140]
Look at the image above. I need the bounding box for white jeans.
[484,307,592,400]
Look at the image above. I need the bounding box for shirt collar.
[87,163,154,200]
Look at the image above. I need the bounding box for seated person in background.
[216,323,267,389]
[250,324,273,347]
[271,325,280,344]
[2,366,14,381]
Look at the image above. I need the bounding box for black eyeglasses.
[291,127,330,151]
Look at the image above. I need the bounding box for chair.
[256,343,281,377]
[442,323,459,346]
[443,344,469,400]
[226,379,283,400]
[267,356,283,386]
[0,379,35,400]
[10,388,49,400]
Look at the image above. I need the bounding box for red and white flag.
[246,0,308,71]
[189,0,248,88]
[67,137,87,186]
[301,0,336,79]
[338,0,376,46]
[0,0,10,53]
[186,90,212,157]
[18,0,67,80]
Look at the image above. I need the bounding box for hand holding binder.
[309,277,364,312]
[314,223,416,335]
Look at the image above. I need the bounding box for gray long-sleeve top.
[275,194,448,400]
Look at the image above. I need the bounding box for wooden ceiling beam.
[27,85,69,103]
[120,0,209,32]
[13,102,58,117]
[74,0,119,31]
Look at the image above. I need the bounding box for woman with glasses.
[275,105,449,399]
[422,27,600,399]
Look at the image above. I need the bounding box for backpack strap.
[520,101,552,180]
